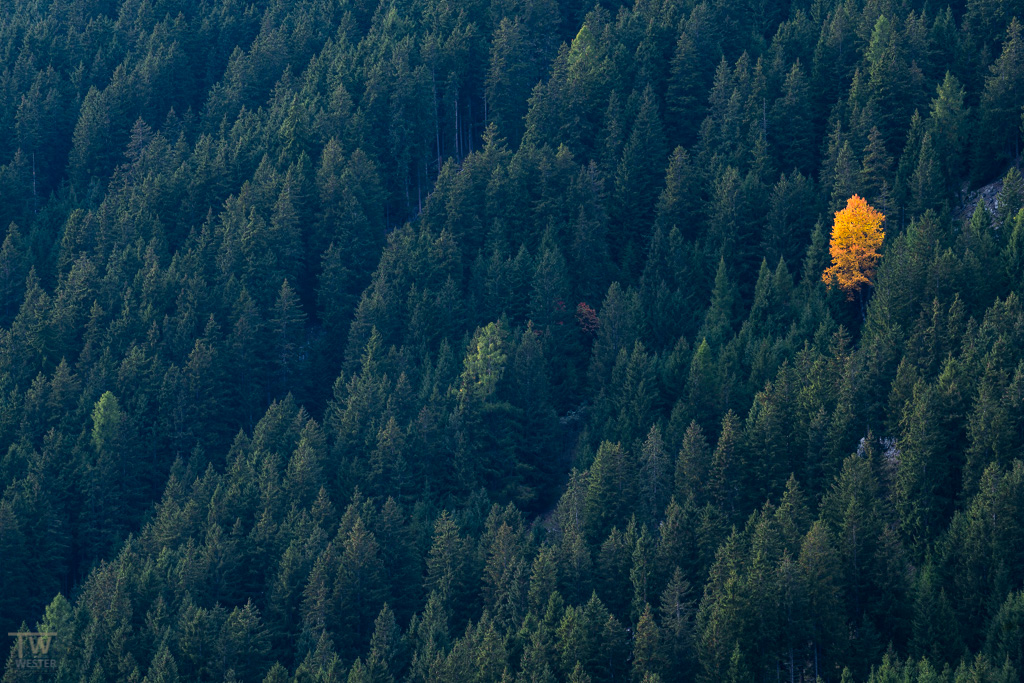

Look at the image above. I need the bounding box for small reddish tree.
[576,302,599,335]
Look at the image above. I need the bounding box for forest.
[1,0,1024,680]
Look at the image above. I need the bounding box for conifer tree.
[610,86,668,265]
[770,61,814,174]
[996,167,1024,225]
[584,441,635,542]
[653,148,701,239]
[860,128,894,214]
[269,279,307,395]
[928,73,968,197]
[637,426,670,524]
[425,511,474,631]
[977,19,1024,179]
[708,411,742,520]
[0,223,27,326]
[674,421,712,503]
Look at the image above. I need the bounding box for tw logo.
[7,632,58,670]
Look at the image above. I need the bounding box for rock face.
[958,176,1003,223]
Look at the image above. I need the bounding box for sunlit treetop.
[822,194,886,299]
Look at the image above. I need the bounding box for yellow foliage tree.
[822,195,885,306]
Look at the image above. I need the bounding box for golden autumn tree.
[822,194,885,317]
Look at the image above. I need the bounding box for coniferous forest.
[2,0,1024,679]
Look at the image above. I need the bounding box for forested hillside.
[1,0,1024,680]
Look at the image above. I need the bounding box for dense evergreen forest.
[2,0,1024,679]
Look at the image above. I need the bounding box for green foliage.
[459,321,509,404]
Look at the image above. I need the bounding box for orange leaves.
[822,195,885,299]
